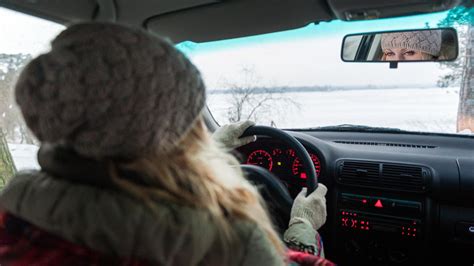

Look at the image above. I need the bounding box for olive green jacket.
[1,171,289,265]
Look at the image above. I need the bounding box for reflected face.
[382,48,428,61]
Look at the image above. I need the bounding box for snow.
[8,143,39,171]
[208,87,464,134]
[2,87,467,172]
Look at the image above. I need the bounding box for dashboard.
[237,138,324,197]
[236,131,474,265]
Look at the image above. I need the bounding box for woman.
[380,30,442,61]
[0,23,332,265]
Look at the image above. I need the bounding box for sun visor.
[114,0,221,25]
[0,0,96,23]
[146,0,332,43]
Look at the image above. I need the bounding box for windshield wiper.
[296,124,407,133]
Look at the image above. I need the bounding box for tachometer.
[292,154,321,179]
[246,150,273,171]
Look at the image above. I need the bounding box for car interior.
[0,0,473,265]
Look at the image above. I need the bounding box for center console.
[335,192,426,265]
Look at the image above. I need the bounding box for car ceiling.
[0,0,469,43]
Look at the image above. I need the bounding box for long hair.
[108,116,286,261]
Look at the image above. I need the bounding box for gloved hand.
[289,184,327,230]
[212,120,257,149]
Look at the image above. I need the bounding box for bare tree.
[438,7,474,132]
[0,131,16,187]
[458,26,474,132]
[224,67,298,126]
[0,53,37,144]
[0,54,35,187]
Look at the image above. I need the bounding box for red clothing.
[286,250,335,266]
[0,212,148,266]
[0,212,335,266]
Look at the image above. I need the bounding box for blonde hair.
[109,116,286,261]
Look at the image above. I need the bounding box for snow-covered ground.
[8,143,39,170]
[208,87,462,133]
[5,87,467,171]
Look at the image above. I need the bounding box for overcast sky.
[184,36,448,88]
[0,6,451,89]
[179,11,451,89]
[0,7,64,55]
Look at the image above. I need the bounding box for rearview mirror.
[341,28,458,65]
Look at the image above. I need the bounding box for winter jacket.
[0,146,335,266]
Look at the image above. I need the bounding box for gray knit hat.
[381,30,442,56]
[15,22,206,159]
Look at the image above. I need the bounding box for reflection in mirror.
[342,28,458,62]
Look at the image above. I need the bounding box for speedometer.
[246,150,273,171]
[291,154,321,179]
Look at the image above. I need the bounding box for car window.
[177,7,473,135]
[0,7,64,185]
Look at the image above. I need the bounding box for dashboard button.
[341,193,369,208]
[390,200,422,216]
[369,198,387,210]
[455,222,474,240]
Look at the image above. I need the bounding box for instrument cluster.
[237,139,323,195]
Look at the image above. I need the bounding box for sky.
[0,6,453,89]
[0,7,64,55]
[182,35,450,88]
[177,11,453,89]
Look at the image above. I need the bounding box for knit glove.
[289,184,327,230]
[212,121,257,149]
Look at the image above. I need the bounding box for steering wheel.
[240,125,318,233]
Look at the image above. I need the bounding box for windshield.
[177,7,473,135]
[0,7,64,180]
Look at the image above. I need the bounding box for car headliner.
[0,0,468,43]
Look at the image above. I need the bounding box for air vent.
[334,140,436,149]
[381,164,427,191]
[337,160,430,192]
[338,161,380,186]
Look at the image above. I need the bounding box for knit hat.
[381,30,442,56]
[15,23,206,159]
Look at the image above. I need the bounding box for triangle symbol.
[374,199,383,208]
